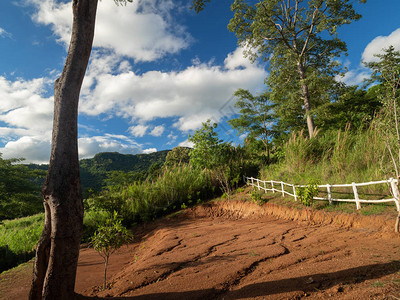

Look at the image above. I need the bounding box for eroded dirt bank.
[1,200,400,299]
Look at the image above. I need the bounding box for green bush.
[91,211,133,289]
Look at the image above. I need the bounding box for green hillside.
[27,150,170,197]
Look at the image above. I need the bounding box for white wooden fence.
[244,176,400,211]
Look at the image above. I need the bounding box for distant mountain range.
[27,150,170,197]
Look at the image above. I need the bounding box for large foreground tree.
[28,0,135,299]
[226,0,364,138]
[29,1,99,299]
[28,1,207,298]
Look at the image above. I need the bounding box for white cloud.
[143,148,157,154]
[337,68,371,86]
[150,125,165,137]
[78,135,142,159]
[128,124,148,137]
[80,47,266,131]
[224,47,254,70]
[178,139,194,148]
[0,27,12,39]
[28,0,190,61]
[166,132,177,145]
[0,76,54,153]
[362,28,400,63]
[0,136,51,164]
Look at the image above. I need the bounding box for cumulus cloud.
[0,136,51,164]
[80,47,266,131]
[143,148,157,154]
[0,74,148,163]
[178,139,194,148]
[0,76,54,163]
[128,124,148,137]
[150,125,165,137]
[78,134,142,159]
[362,28,400,63]
[28,0,190,61]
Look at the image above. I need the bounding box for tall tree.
[165,146,190,167]
[228,88,275,160]
[29,1,131,299]
[29,1,206,298]
[188,120,221,169]
[227,0,364,138]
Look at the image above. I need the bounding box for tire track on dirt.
[118,234,241,296]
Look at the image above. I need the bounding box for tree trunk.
[297,61,315,138]
[104,256,109,290]
[29,1,98,299]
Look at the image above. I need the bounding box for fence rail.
[244,176,400,211]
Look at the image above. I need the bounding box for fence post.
[293,185,297,201]
[271,180,275,193]
[257,179,260,190]
[263,181,266,193]
[327,184,332,205]
[390,178,400,211]
[281,181,285,197]
[251,177,254,186]
[352,182,361,210]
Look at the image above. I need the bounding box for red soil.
[1,199,400,300]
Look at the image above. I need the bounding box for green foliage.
[261,127,387,187]
[28,151,170,197]
[189,120,259,197]
[296,182,319,207]
[0,213,44,273]
[164,146,190,167]
[91,211,133,289]
[228,0,364,136]
[250,188,265,205]
[189,120,221,169]
[191,0,210,13]
[228,89,275,159]
[86,164,217,224]
[0,155,45,220]
[315,85,382,131]
[364,46,400,179]
[82,210,113,243]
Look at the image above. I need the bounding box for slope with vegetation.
[1,2,400,298]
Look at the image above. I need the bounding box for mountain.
[27,150,170,196]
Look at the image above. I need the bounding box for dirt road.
[1,200,400,299]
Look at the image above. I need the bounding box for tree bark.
[30,1,98,299]
[297,61,315,138]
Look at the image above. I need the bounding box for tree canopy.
[228,88,275,159]
[0,154,45,221]
[227,0,364,137]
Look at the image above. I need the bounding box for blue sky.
[0,0,399,164]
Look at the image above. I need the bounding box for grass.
[85,165,218,227]
[0,213,44,273]
[262,128,394,191]
[241,186,398,217]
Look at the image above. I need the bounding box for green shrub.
[91,211,133,289]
